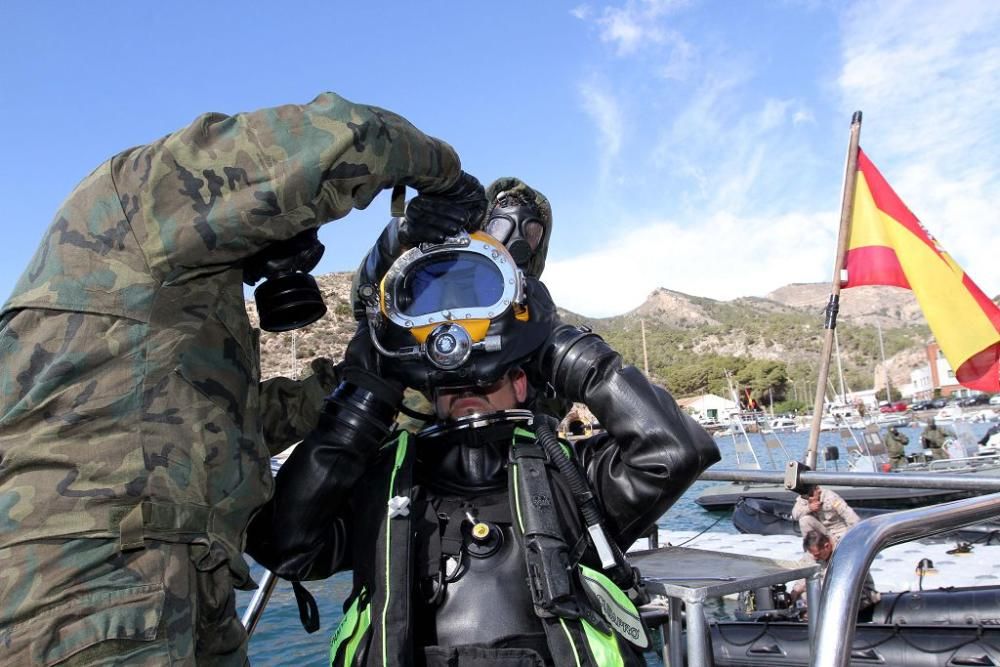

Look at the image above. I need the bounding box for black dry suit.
[248,335,720,666]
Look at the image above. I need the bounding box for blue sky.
[2,1,998,317]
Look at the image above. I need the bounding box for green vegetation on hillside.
[563,298,929,407]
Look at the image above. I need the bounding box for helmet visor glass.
[397,253,505,317]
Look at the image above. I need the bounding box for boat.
[706,617,1000,667]
[697,422,1000,510]
[696,478,979,511]
[708,585,1000,667]
[732,495,1000,543]
[767,418,797,433]
[934,405,964,423]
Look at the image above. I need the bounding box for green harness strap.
[509,428,629,666]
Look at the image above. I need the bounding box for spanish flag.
[844,148,1000,391]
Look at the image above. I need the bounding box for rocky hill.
[254,273,937,403]
[249,272,358,380]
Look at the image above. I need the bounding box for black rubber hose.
[534,416,603,527]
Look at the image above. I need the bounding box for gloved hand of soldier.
[398,171,486,247]
[242,228,325,286]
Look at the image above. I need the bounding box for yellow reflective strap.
[329,589,371,665]
[559,618,583,667]
[344,604,371,665]
[581,618,625,667]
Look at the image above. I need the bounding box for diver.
[791,485,860,545]
[790,530,880,622]
[352,176,566,431]
[921,420,950,460]
[247,232,720,665]
[884,425,910,468]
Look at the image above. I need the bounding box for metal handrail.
[811,491,1000,667]
[698,468,1000,491]
[926,452,1000,470]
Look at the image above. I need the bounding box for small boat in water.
[732,495,1000,543]
[768,417,797,433]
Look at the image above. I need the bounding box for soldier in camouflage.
[0,92,485,665]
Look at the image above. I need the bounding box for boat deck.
[659,529,1000,593]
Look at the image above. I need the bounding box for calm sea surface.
[238,421,996,665]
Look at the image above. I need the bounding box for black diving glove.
[400,170,487,246]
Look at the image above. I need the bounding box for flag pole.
[803,111,863,471]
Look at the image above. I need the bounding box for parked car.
[910,400,934,411]
[879,401,909,413]
[930,398,949,409]
[958,394,991,407]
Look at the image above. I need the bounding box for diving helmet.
[361,231,552,392]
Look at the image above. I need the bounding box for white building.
[677,393,739,424]
[909,341,968,400]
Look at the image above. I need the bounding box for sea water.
[238,421,996,665]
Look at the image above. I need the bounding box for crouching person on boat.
[790,530,880,622]
[791,484,860,545]
[246,238,721,666]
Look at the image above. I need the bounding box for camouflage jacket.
[0,92,459,585]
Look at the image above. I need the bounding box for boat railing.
[925,452,1000,471]
[699,468,1000,492]
[811,491,1000,667]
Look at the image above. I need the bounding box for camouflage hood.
[484,177,552,278]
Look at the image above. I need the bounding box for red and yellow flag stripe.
[844,148,1000,391]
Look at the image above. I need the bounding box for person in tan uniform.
[791,484,860,544]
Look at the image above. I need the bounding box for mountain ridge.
[252,273,941,402]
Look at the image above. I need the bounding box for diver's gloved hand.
[341,319,407,407]
[247,324,404,580]
[242,228,325,286]
[400,171,486,246]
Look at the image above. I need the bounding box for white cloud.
[579,0,693,74]
[838,0,1000,296]
[577,78,625,180]
[792,108,815,125]
[559,0,1000,322]
[545,209,837,317]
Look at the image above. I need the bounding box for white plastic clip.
[388,495,411,518]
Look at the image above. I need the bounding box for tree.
[875,387,903,403]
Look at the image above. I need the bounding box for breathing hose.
[533,415,644,599]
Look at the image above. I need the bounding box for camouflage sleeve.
[110,92,461,278]
[258,357,341,457]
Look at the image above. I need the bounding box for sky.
[2,1,998,318]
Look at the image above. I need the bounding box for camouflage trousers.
[0,538,247,666]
